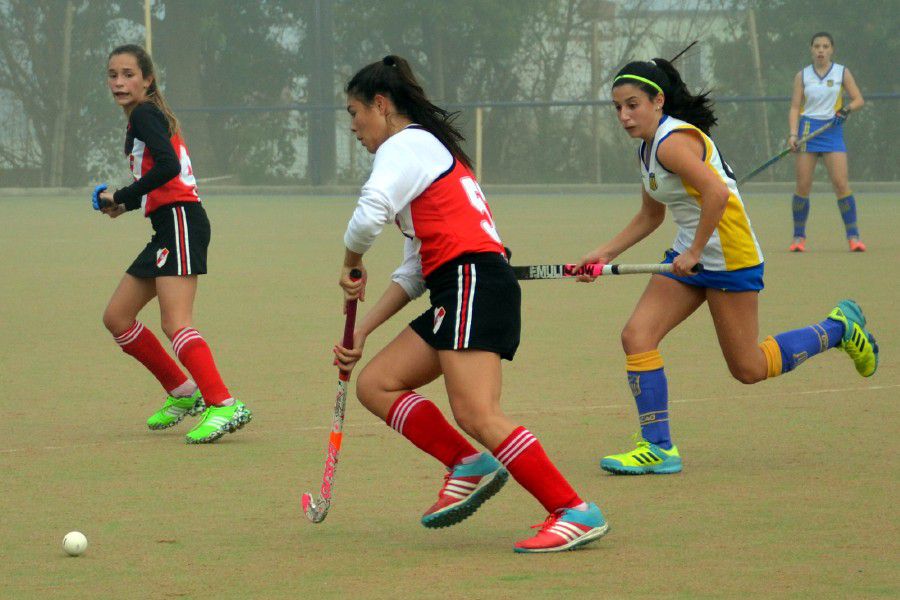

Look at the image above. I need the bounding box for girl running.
[575,54,878,475]
[95,44,251,444]
[332,55,608,553]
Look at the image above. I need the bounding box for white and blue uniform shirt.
[640,115,763,272]
[800,63,845,120]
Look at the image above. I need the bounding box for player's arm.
[578,186,665,271]
[333,282,412,373]
[112,104,181,211]
[788,71,804,150]
[342,138,439,300]
[656,130,728,275]
[841,68,864,113]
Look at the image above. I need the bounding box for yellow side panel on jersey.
[833,85,844,111]
[716,196,761,269]
[679,130,760,270]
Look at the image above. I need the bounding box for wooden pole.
[475,106,484,182]
[50,1,74,186]
[145,0,152,54]
[747,8,774,180]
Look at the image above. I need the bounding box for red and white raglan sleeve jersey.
[113,102,200,216]
[343,126,505,299]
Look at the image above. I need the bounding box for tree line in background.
[0,0,896,187]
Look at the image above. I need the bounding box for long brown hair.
[346,55,472,168]
[108,44,180,135]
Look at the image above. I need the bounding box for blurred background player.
[95,44,251,444]
[788,32,865,252]
[575,54,879,475]
[332,55,608,553]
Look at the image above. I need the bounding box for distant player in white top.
[573,50,878,477]
[333,55,608,553]
[788,32,866,252]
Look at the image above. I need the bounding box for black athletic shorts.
[409,252,521,360]
[127,202,210,278]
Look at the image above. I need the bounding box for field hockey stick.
[301,268,362,524]
[512,262,702,280]
[737,121,834,185]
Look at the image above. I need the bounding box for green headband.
[614,74,664,95]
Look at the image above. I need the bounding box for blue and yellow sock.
[759,319,844,377]
[792,194,810,238]
[627,350,671,450]
[837,194,859,238]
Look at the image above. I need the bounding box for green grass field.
[1,191,897,599]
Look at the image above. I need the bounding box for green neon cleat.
[827,300,879,377]
[185,400,252,444]
[147,390,205,430]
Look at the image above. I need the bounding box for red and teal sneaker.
[146,390,204,430]
[514,503,609,553]
[421,453,508,529]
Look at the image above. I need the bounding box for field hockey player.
[333,55,609,553]
[575,51,879,475]
[94,45,251,444]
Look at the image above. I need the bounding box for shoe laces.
[631,432,650,448]
[530,512,561,532]
[437,471,453,498]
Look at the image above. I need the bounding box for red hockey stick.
[301,269,361,523]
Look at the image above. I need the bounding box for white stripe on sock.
[173,329,202,356]
[114,322,145,346]
[390,394,425,433]
[495,430,537,466]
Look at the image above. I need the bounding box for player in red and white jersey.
[333,55,608,553]
[94,44,250,444]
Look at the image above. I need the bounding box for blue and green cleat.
[600,434,682,475]
[827,299,879,377]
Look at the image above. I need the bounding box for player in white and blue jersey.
[574,53,878,475]
[788,32,866,252]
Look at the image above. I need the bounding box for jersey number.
[179,146,198,188]
[460,177,501,245]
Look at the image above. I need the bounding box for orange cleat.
[788,237,807,252]
[848,238,867,252]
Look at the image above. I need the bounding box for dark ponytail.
[612,45,717,135]
[346,55,472,168]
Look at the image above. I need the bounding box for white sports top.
[639,115,763,271]
[800,63,845,120]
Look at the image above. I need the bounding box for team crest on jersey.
[156,248,169,268]
[826,79,834,87]
[648,172,658,191]
[433,306,446,334]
